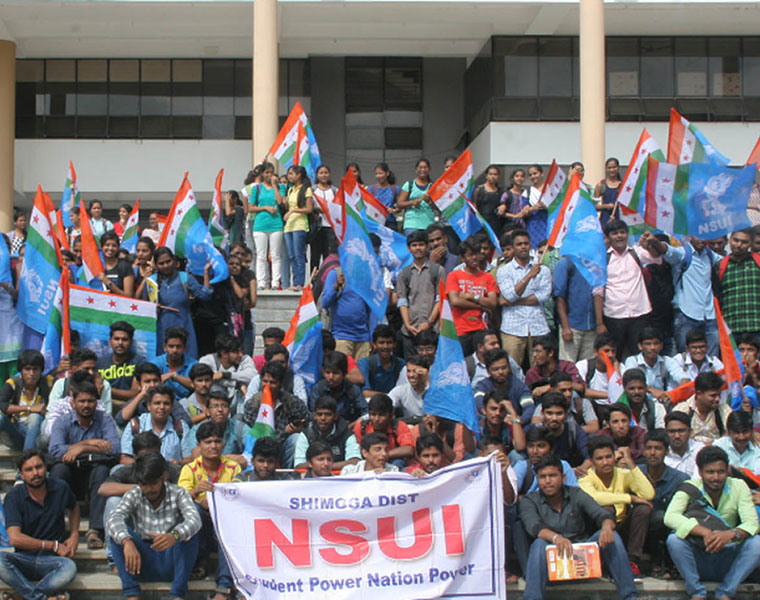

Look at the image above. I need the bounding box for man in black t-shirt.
[96,321,146,410]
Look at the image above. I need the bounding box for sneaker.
[630,561,643,583]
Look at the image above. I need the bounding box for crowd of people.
[1,155,760,600]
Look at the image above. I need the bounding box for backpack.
[360,419,400,448]
[519,465,535,496]
[312,256,341,303]
[583,358,597,388]
[673,243,717,289]
[687,406,725,438]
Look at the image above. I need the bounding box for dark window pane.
[109,82,139,116]
[235,60,252,96]
[203,60,234,96]
[172,116,202,138]
[538,97,577,120]
[641,38,674,96]
[141,83,171,115]
[607,37,639,96]
[47,83,76,115]
[709,38,740,97]
[385,127,422,149]
[172,82,202,115]
[385,58,421,110]
[288,59,310,98]
[203,96,233,116]
[675,38,707,97]
[538,38,572,97]
[492,97,538,120]
[108,116,138,138]
[45,117,76,137]
[16,117,43,138]
[203,115,234,138]
[744,38,760,96]
[16,83,39,116]
[346,59,383,112]
[235,116,251,139]
[503,38,538,96]
[140,116,171,137]
[77,116,107,137]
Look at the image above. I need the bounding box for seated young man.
[96,320,146,410]
[199,333,256,414]
[596,402,648,462]
[181,363,214,426]
[308,351,367,424]
[672,328,724,381]
[530,372,599,434]
[575,332,619,405]
[322,330,364,386]
[353,394,414,469]
[253,327,285,373]
[673,371,732,445]
[243,343,308,406]
[713,410,760,470]
[519,454,639,600]
[182,385,246,466]
[357,324,406,398]
[525,334,585,399]
[407,433,447,477]
[302,441,335,478]
[152,327,197,402]
[107,452,201,600]
[388,354,429,419]
[293,394,360,472]
[178,421,240,600]
[618,368,666,432]
[665,446,760,600]
[340,432,399,474]
[664,411,704,478]
[241,360,310,469]
[234,437,289,482]
[478,390,525,461]
[116,362,191,430]
[0,449,78,600]
[579,436,656,575]
[477,435,517,506]
[639,429,688,578]
[0,350,53,451]
[474,348,534,423]
[622,327,688,401]
[120,385,184,465]
[407,413,472,464]
[533,392,589,469]
[49,378,121,550]
[466,329,525,390]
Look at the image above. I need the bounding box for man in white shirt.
[199,334,256,415]
[575,333,618,405]
[340,433,399,475]
[663,412,703,478]
[389,354,429,418]
[622,327,688,402]
[671,328,724,381]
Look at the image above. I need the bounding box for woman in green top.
[397,157,435,236]
[246,162,286,290]
[282,165,314,291]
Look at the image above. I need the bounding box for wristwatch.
[734,528,742,542]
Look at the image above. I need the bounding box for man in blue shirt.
[120,385,185,464]
[553,255,598,362]
[357,324,406,398]
[321,264,372,360]
[308,352,367,423]
[0,449,78,600]
[182,386,246,465]
[623,327,687,402]
[152,327,197,401]
[49,379,121,550]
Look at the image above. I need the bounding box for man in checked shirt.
[107,452,201,600]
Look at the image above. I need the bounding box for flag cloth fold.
[617,129,666,214]
[41,267,71,373]
[17,186,63,333]
[714,297,745,408]
[747,136,760,168]
[668,108,729,166]
[0,234,10,284]
[360,187,389,226]
[601,351,625,405]
[242,384,277,462]
[208,169,229,250]
[315,185,345,243]
[268,102,321,181]
[61,161,79,228]
[364,214,413,278]
[54,210,70,252]
[158,173,229,285]
[120,200,140,254]
[542,160,568,232]
[282,286,323,388]
[69,282,157,360]
[423,280,479,437]
[77,198,105,285]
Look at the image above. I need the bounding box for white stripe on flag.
[435,167,473,212]
[681,124,696,163]
[162,192,196,250]
[653,163,677,233]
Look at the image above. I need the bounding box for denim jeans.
[284,230,308,287]
[0,413,43,451]
[110,526,199,598]
[523,531,637,600]
[0,552,77,600]
[196,504,232,590]
[49,462,110,530]
[104,495,128,563]
[667,533,760,598]
[673,310,719,357]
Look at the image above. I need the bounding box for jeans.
[104,495,126,563]
[253,230,283,289]
[0,413,43,451]
[0,552,77,600]
[674,309,719,357]
[667,533,760,598]
[523,531,637,600]
[110,526,199,599]
[284,230,308,287]
[196,504,232,590]
[49,462,110,530]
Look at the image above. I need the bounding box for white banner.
[209,456,505,600]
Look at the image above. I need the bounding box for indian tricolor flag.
[120,200,140,254]
[317,186,346,243]
[208,169,228,250]
[644,155,689,236]
[714,296,745,406]
[283,285,319,353]
[282,285,323,387]
[668,108,729,166]
[269,101,321,180]
[41,267,71,374]
[601,351,625,405]
[546,173,582,249]
[242,384,277,461]
[55,209,70,251]
[541,159,568,225]
[617,129,665,213]
[78,199,105,285]
[429,149,474,222]
[61,160,80,228]
[360,187,389,226]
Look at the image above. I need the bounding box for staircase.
[253,290,303,353]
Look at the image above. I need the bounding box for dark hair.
[70,348,97,366]
[361,432,389,452]
[534,454,563,475]
[88,199,103,211]
[262,327,286,343]
[322,329,336,352]
[525,424,554,444]
[134,452,166,485]
[485,164,500,176]
[196,420,225,442]
[147,385,175,404]
[484,348,509,369]
[608,402,632,419]
[133,431,161,455]
[346,162,364,185]
[645,428,670,450]
[541,392,569,412]
[529,164,544,175]
[638,327,662,344]
[695,371,724,393]
[17,449,44,471]
[261,360,287,382]
[416,432,444,455]
[208,384,230,403]
[474,329,499,350]
[136,236,156,254]
[726,410,753,434]
[534,335,558,358]
[306,440,333,462]
[100,231,120,247]
[665,411,691,428]
[368,393,393,415]
[549,371,572,388]
[479,434,506,451]
[215,333,242,354]
[287,165,312,208]
[406,354,430,369]
[264,343,289,362]
[17,349,44,371]
[458,235,482,256]
[510,228,531,243]
[253,436,280,460]
[135,361,161,381]
[110,321,135,339]
[69,370,94,391]
[189,363,214,381]
[587,435,615,457]
[570,161,584,170]
[415,157,431,174]
[374,162,395,185]
[372,324,395,343]
[226,190,240,206]
[413,329,438,349]
[482,390,509,409]
[603,218,628,236]
[737,333,759,350]
[594,332,617,350]
[509,168,525,184]
[622,368,646,387]
[406,230,428,246]
[500,232,513,248]
[164,326,188,346]
[323,351,348,374]
[314,395,338,413]
[443,155,458,166]
[685,328,707,347]
[426,223,445,238]
[696,445,729,470]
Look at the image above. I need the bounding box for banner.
[210,456,505,600]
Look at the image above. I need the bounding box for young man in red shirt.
[353,394,413,469]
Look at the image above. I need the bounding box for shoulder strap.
[645,397,656,430]
[676,244,693,289]
[368,354,379,384]
[584,358,596,388]
[430,262,443,289]
[254,184,261,206]
[520,465,535,496]
[718,255,731,281]
[465,355,476,379]
[173,417,184,438]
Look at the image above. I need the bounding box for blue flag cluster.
[363,215,413,278]
[0,236,11,285]
[558,194,608,289]
[686,163,755,240]
[289,321,323,389]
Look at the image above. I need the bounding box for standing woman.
[368,163,400,231]
[224,190,246,246]
[241,166,263,252]
[7,209,26,257]
[88,199,114,238]
[143,213,162,245]
[517,164,546,249]
[133,236,156,300]
[397,158,435,236]
[147,247,212,359]
[500,168,526,226]
[594,157,622,228]
[472,165,504,237]
[97,231,135,297]
[346,162,365,186]
[248,162,285,290]
[113,203,132,240]
[281,165,314,291]
[311,165,338,269]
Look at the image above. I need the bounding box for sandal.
[650,565,676,580]
[85,530,103,550]
[191,559,208,580]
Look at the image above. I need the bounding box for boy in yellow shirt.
[579,436,655,576]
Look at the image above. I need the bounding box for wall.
[423,57,466,166]
[309,57,346,174]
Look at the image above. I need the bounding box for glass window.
[109,83,139,116]
[45,116,76,137]
[538,38,573,97]
[744,38,760,96]
[110,60,139,82]
[172,60,202,82]
[385,127,422,150]
[16,60,43,83]
[77,60,107,82]
[503,38,538,97]
[385,58,422,110]
[172,116,202,138]
[77,116,107,137]
[141,116,171,138]
[235,60,252,96]
[203,116,234,139]
[675,38,707,96]
[46,60,75,82]
[108,116,138,138]
[235,116,251,140]
[141,60,171,82]
[346,58,383,112]
[709,38,740,97]
[641,38,674,96]
[203,59,233,96]
[172,82,202,115]
[607,38,639,96]
[141,83,171,115]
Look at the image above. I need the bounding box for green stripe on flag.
[279,144,296,164]
[174,207,201,257]
[294,318,318,343]
[26,227,59,267]
[70,306,156,331]
[250,422,275,439]
[442,195,466,220]
[440,318,458,341]
[673,165,691,234]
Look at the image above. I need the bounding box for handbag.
[74,452,118,469]
[679,482,732,549]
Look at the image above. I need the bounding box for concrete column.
[579,0,605,186]
[0,40,15,232]
[252,0,279,166]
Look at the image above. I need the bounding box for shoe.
[629,560,643,583]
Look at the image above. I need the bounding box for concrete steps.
[253,290,303,352]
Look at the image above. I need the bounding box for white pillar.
[252,0,279,166]
[579,0,606,186]
[0,40,15,231]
